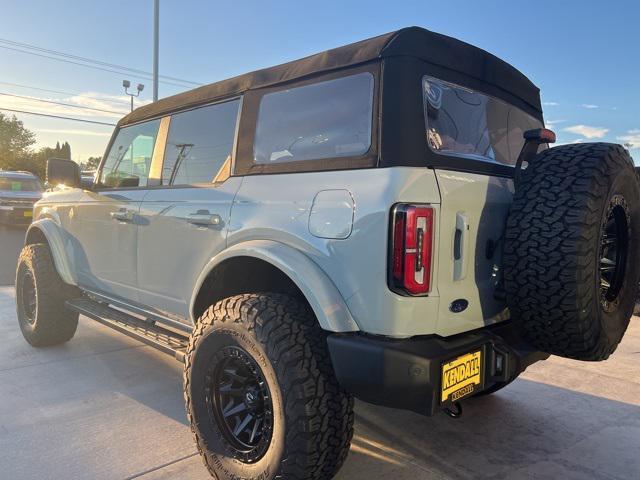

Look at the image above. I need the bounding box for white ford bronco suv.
[15,27,639,479]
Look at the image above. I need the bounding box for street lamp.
[123,80,145,112]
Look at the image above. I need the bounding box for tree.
[0,113,76,179]
[81,156,102,171]
[0,113,36,168]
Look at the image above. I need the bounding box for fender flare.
[25,217,77,286]
[190,240,360,333]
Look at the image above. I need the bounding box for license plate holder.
[23,210,32,218]
[440,349,483,404]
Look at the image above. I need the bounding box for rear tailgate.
[434,170,513,336]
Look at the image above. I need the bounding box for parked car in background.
[0,171,42,226]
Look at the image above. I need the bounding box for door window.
[162,99,240,185]
[100,119,160,188]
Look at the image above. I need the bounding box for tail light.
[389,204,434,295]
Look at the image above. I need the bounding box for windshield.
[423,76,544,166]
[0,177,42,192]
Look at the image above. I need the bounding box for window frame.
[95,117,165,191]
[378,56,546,178]
[161,96,243,187]
[234,63,380,176]
[96,95,243,191]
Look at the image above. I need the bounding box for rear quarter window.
[253,72,374,165]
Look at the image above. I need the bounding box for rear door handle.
[110,209,135,222]
[187,210,222,226]
[453,212,469,281]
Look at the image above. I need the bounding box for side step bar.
[66,297,189,362]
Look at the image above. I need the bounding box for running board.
[65,297,189,362]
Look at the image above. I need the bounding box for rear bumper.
[327,321,548,416]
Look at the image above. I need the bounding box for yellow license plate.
[23,210,33,218]
[441,350,482,403]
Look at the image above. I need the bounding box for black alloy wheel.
[599,195,631,312]
[20,269,37,324]
[208,345,273,463]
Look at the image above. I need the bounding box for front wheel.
[184,293,354,480]
[15,243,79,347]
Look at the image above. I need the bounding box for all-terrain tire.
[504,143,640,360]
[15,243,79,347]
[184,293,354,480]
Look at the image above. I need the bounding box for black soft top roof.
[119,26,541,127]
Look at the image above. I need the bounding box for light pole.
[153,0,159,102]
[123,80,145,112]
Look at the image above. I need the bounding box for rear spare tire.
[504,143,640,360]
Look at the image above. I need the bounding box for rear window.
[0,177,41,192]
[422,76,543,166]
[253,72,374,165]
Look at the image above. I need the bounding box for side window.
[162,99,240,185]
[253,72,374,165]
[100,120,160,188]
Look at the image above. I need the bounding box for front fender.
[190,240,359,332]
[25,217,77,286]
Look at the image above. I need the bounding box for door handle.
[187,210,222,226]
[110,209,135,222]
[453,212,470,281]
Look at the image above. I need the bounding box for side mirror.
[46,158,80,188]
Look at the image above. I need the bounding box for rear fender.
[190,240,359,332]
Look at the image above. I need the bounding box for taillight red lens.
[389,204,434,295]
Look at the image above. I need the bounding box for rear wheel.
[504,143,640,360]
[15,243,79,347]
[184,293,354,480]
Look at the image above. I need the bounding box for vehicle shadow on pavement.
[101,329,639,480]
[336,382,640,480]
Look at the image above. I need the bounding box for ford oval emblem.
[449,299,469,313]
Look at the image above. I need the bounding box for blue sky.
[0,0,638,162]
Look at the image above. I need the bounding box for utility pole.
[152,0,159,102]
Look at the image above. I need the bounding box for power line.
[0,92,128,116]
[0,37,202,86]
[0,44,195,89]
[0,107,116,126]
[0,80,131,106]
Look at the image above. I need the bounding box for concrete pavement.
[0,285,638,479]
[0,225,26,285]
